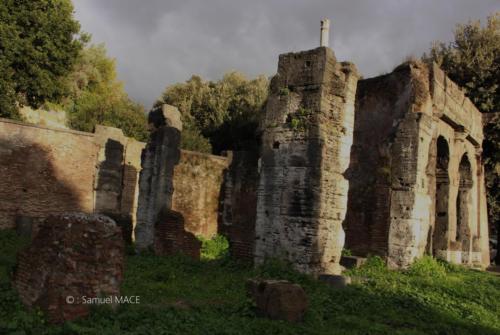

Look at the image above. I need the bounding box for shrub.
[199,235,229,260]
[405,255,446,278]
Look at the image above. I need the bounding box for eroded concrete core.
[254,47,359,275]
[135,105,182,251]
[14,213,124,324]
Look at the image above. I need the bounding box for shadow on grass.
[1,231,499,335]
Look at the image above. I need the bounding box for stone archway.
[432,136,450,257]
[456,153,473,263]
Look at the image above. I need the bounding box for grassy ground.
[1,229,499,335]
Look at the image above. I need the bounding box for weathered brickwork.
[220,151,259,261]
[345,61,489,268]
[172,150,229,237]
[0,116,229,245]
[254,47,359,275]
[0,119,145,237]
[14,213,124,323]
[154,209,201,260]
[0,119,98,229]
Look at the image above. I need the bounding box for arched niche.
[456,153,473,258]
[432,136,450,256]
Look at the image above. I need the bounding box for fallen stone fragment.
[13,212,124,324]
[318,274,352,289]
[340,255,366,269]
[246,279,308,322]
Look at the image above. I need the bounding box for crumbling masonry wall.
[254,47,359,274]
[220,150,259,261]
[344,61,489,268]
[172,150,229,237]
[14,213,124,324]
[135,105,182,251]
[0,116,229,244]
[0,119,145,236]
[0,119,98,229]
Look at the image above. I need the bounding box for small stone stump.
[340,255,366,269]
[15,215,34,238]
[154,209,201,260]
[13,213,124,324]
[246,279,308,322]
[318,274,352,289]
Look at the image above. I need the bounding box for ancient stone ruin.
[246,279,308,323]
[0,21,492,287]
[154,208,201,260]
[254,47,359,275]
[344,62,489,268]
[135,104,183,251]
[13,213,124,323]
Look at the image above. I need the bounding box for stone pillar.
[254,47,358,275]
[320,19,330,47]
[135,105,182,251]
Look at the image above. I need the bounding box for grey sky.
[72,0,498,109]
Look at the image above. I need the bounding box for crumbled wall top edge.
[358,61,480,118]
[429,62,482,117]
[180,149,230,162]
[0,117,96,138]
[0,118,230,162]
[357,61,483,140]
[278,46,335,61]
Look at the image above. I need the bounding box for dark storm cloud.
[73,0,499,108]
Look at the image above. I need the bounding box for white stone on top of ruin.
[320,19,330,47]
[161,104,183,131]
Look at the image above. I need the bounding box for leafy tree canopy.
[157,72,269,153]
[59,44,148,142]
[0,0,83,119]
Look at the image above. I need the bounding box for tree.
[423,12,500,264]
[0,0,82,118]
[157,72,268,153]
[61,44,148,142]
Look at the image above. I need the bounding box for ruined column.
[320,19,330,47]
[254,46,359,275]
[135,104,182,251]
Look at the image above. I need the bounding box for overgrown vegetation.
[0,0,83,119]
[423,12,500,263]
[59,43,148,142]
[198,234,229,260]
[288,106,312,131]
[1,230,499,334]
[0,1,148,142]
[156,72,269,154]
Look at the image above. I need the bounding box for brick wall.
[0,119,98,229]
[220,151,259,261]
[172,150,229,238]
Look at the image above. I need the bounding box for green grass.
[1,229,499,334]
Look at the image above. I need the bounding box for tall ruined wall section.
[220,151,259,261]
[0,119,98,229]
[427,63,488,266]
[135,106,182,251]
[345,61,489,268]
[345,67,414,257]
[254,47,359,275]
